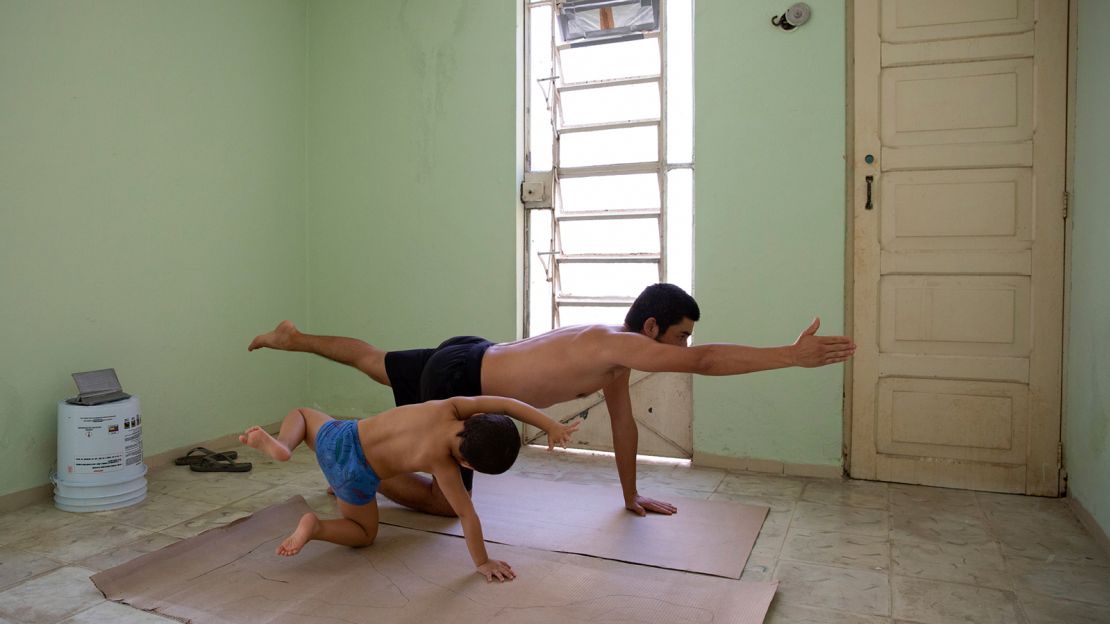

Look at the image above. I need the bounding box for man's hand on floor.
[626,494,678,516]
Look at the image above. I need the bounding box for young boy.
[239,395,579,582]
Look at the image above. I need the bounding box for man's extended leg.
[377,473,459,517]
[249,321,390,386]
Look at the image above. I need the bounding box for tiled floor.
[1,444,1108,623]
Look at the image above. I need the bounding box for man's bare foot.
[248,320,300,352]
[239,426,292,462]
[277,513,319,556]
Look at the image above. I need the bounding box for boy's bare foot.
[239,426,292,462]
[277,512,319,557]
[248,320,299,352]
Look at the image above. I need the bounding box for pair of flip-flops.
[173,447,252,473]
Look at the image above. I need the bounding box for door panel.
[881,169,1032,248]
[881,0,1033,43]
[879,275,1030,356]
[877,377,1028,463]
[882,60,1033,148]
[850,0,1066,495]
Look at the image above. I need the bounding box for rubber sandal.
[174,447,238,466]
[189,452,252,473]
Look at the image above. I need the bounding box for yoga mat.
[92,497,778,624]
[378,473,769,579]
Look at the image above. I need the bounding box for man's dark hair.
[458,413,521,474]
[624,283,701,335]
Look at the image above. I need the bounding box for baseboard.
[1068,495,1110,561]
[0,484,54,514]
[693,451,844,479]
[0,421,281,514]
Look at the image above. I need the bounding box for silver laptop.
[67,368,131,406]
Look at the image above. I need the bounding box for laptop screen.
[72,368,124,396]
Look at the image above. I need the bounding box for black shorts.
[383,336,493,490]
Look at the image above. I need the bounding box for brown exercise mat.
[378,473,769,579]
[92,496,779,624]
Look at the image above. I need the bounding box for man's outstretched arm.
[606,317,855,376]
[604,373,678,517]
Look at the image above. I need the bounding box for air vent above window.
[558,0,659,46]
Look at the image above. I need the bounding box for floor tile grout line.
[887,484,895,621]
[976,489,1023,598]
[0,553,68,594]
[57,595,111,624]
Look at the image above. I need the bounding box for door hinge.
[1057,441,1063,467]
[1063,190,1070,220]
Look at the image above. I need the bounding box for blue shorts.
[314,420,380,505]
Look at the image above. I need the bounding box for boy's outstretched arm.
[431,461,514,582]
[449,396,580,449]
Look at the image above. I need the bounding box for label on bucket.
[66,413,140,474]
[124,424,143,466]
[72,453,123,472]
[58,396,143,478]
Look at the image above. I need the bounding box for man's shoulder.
[574,326,654,366]
[575,324,632,340]
[526,323,618,345]
[520,324,640,359]
[584,324,647,344]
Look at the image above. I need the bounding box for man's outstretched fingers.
[648,497,679,512]
[640,496,678,515]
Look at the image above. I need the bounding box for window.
[524,0,694,336]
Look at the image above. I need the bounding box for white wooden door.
[850,0,1068,495]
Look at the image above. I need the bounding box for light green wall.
[693,1,847,466]
[1065,0,1110,537]
[303,0,849,467]
[304,0,519,417]
[13,0,1100,507]
[0,0,308,497]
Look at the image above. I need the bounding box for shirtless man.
[248,283,856,517]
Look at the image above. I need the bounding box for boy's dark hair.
[624,283,701,335]
[458,413,521,475]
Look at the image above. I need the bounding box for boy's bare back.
[355,400,463,482]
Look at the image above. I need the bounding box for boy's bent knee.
[355,524,378,547]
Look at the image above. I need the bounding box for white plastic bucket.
[54,396,147,512]
[52,484,148,513]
